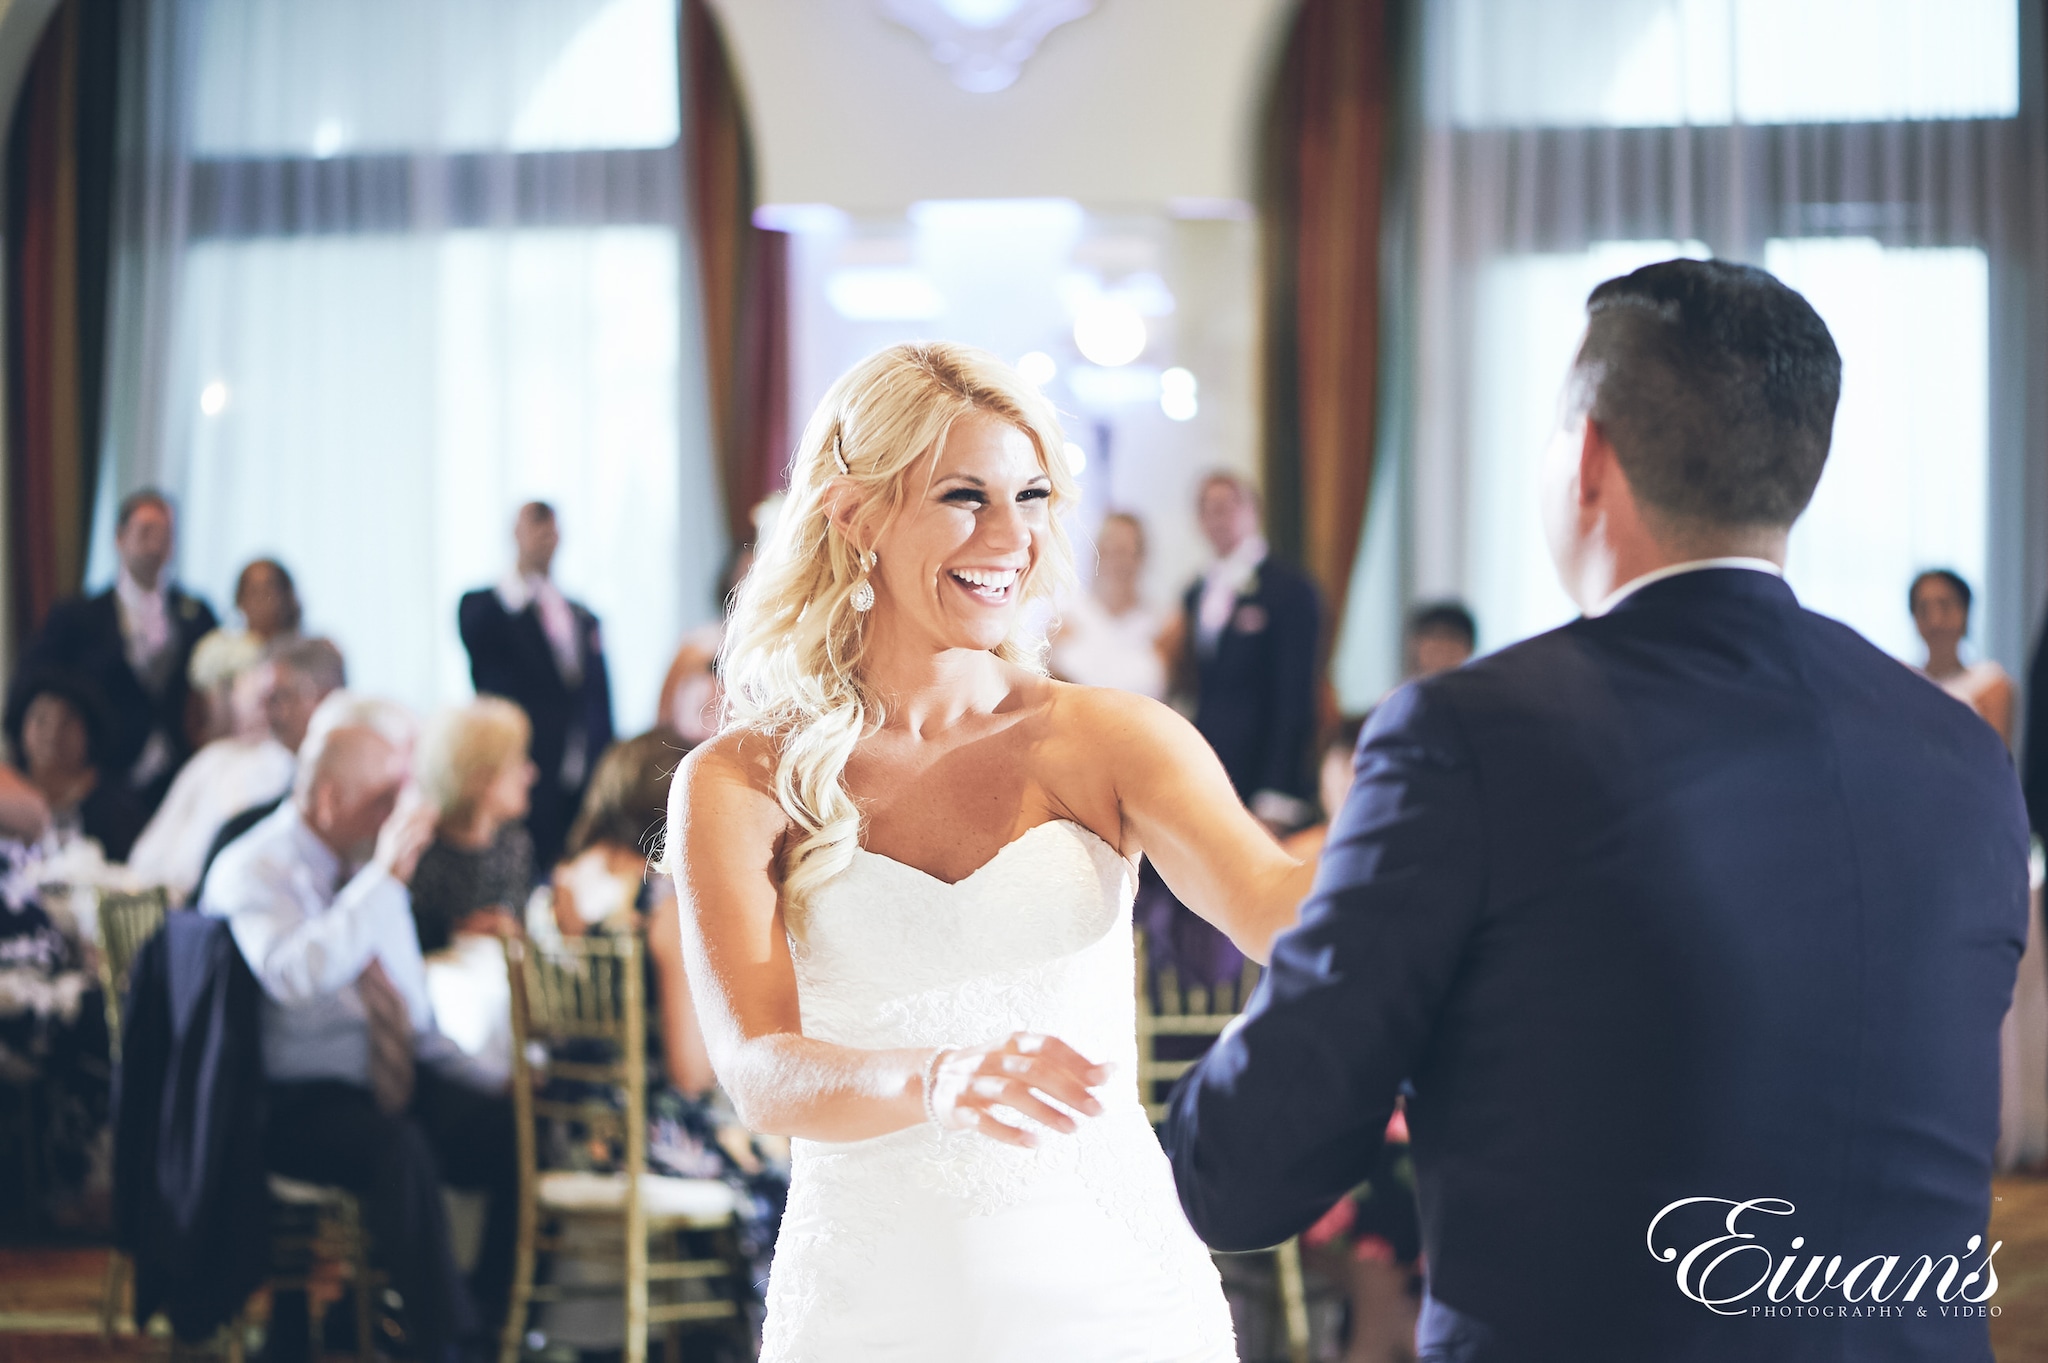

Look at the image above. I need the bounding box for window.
[1392,0,2029,696]
[97,0,719,728]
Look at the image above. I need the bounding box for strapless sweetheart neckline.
[772,811,1235,1361]
[851,817,1119,888]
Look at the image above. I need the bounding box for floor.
[2,1180,2047,1360]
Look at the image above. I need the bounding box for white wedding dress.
[764,818,1237,1362]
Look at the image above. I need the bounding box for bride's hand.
[928,1032,1110,1147]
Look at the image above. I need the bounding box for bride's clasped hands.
[924,1031,1110,1147]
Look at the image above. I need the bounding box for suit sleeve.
[1163,680,1488,1251]
[584,607,614,751]
[458,592,517,700]
[1254,574,1324,805]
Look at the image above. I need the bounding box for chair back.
[1133,927,1262,1122]
[94,887,171,1064]
[503,932,649,1229]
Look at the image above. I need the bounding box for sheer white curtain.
[1376,0,2048,679]
[90,0,725,728]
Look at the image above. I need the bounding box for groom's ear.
[1577,417,1621,509]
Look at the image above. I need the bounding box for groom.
[1163,259,2028,1361]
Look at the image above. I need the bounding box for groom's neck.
[1593,517,1790,606]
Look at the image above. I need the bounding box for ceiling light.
[1073,298,1146,367]
[1064,442,1088,474]
[1017,351,1057,387]
[1160,367,1198,422]
[200,381,230,416]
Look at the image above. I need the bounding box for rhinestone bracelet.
[921,1045,957,1129]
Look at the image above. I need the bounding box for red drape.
[5,0,114,652]
[1260,0,1392,635]
[7,2,82,649]
[685,0,791,548]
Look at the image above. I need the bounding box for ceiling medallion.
[880,0,1097,94]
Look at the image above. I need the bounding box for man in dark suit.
[18,489,217,817]
[457,502,612,870]
[1178,471,1323,831]
[1165,260,2027,1361]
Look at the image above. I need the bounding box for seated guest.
[1912,567,2014,746]
[17,489,217,816]
[4,670,145,861]
[188,639,349,900]
[128,651,293,901]
[552,728,785,1298]
[1404,599,1476,679]
[411,698,536,956]
[553,729,707,1095]
[188,558,302,745]
[201,701,516,1363]
[0,760,106,1229]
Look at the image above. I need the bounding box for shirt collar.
[1205,534,1269,589]
[115,568,167,612]
[495,569,550,613]
[1589,557,1784,618]
[280,801,343,895]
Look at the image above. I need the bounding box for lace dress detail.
[765,820,1235,1362]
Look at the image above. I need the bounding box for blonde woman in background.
[1048,511,1170,699]
[666,341,1314,1361]
[411,698,535,956]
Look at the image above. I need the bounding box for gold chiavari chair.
[501,933,753,1363]
[1135,928,1311,1363]
[91,887,170,1343]
[94,888,378,1362]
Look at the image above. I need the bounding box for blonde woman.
[666,342,1315,1361]
[412,697,536,955]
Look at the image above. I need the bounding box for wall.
[711,0,1296,602]
[706,0,1298,213]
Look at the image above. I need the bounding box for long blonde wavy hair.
[716,341,1079,909]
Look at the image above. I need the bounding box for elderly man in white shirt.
[202,694,516,1363]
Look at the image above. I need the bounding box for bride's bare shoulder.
[1043,679,1197,754]
[668,729,789,854]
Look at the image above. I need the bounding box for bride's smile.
[848,413,1052,654]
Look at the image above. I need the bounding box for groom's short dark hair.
[1571,258,1841,533]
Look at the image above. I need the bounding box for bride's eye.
[1018,487,1051,503]
[941,488,987,508]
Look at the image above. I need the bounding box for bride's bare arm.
[1073,688,1317,963]
[667,736,1108,1144]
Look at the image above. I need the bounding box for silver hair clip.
[833,431,850,476]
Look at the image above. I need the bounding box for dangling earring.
[851,550,877,613]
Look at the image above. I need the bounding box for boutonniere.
[1232,603,1269,635]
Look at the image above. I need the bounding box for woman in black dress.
[3,670,145,863]
[411,697,536,955]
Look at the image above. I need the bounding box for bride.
[665,341,1316,1361]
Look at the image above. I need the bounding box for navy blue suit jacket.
[457,586,613,868]
[1164,569,2026,1361]
[1181,553,1323,809]
[20,586,217,806]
